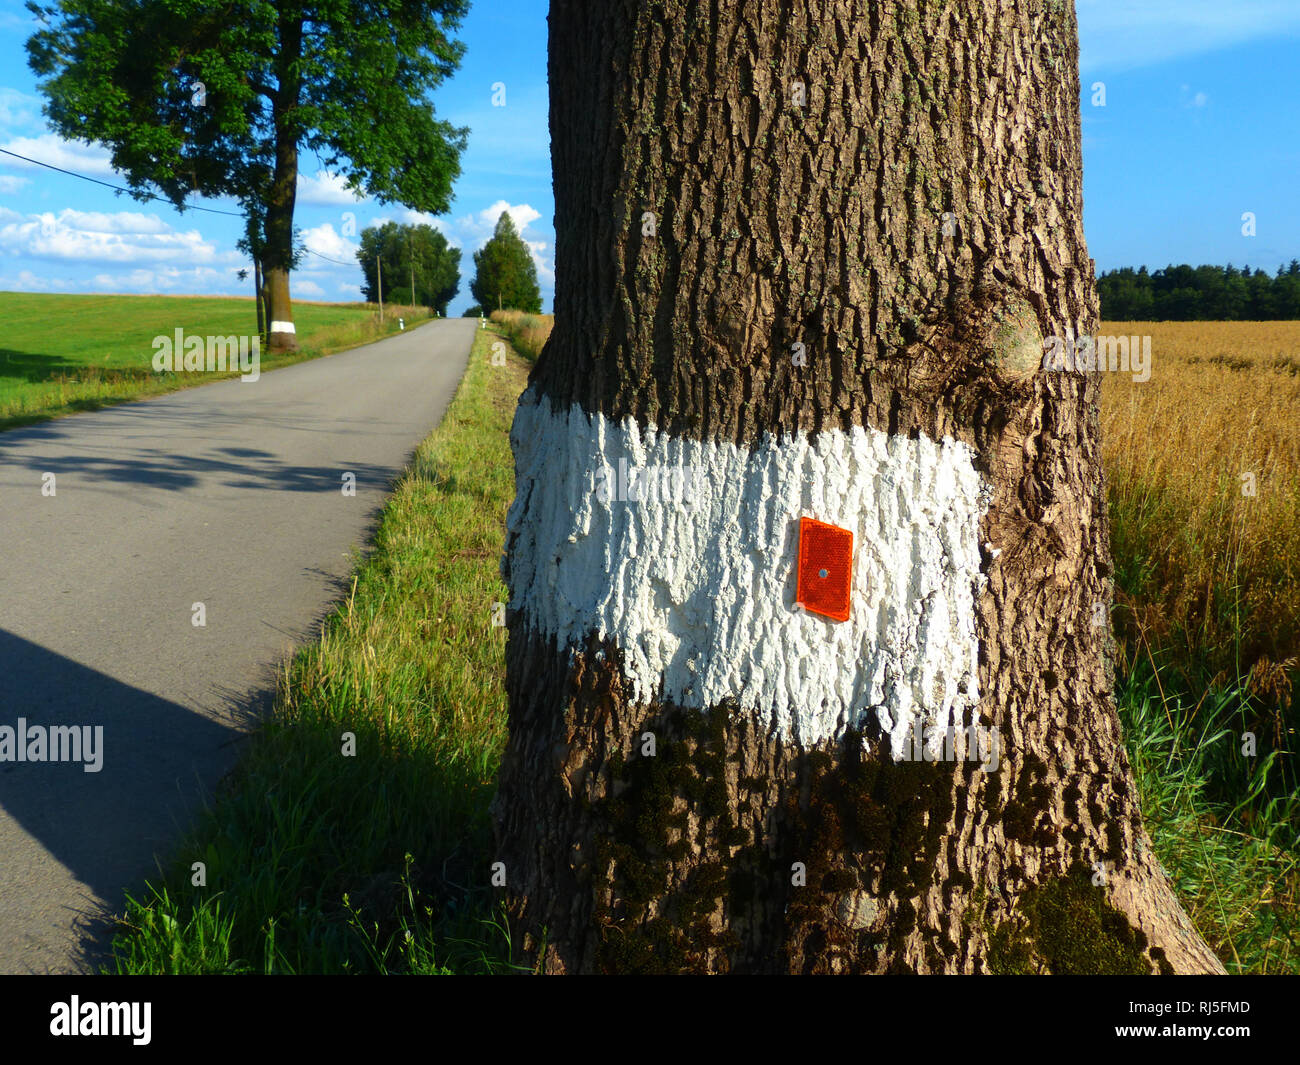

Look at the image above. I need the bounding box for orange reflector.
[796,517,853,622]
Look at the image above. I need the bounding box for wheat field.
[1100,321,1300,709]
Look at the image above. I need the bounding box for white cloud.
[300,221,358,263]
[297,170,367,206]
[0,10,38,34]
[337,281,362,297]
[1079,0,1300,71]
[0,174,28,194]
[295,279,326,297]
[88,265,231,293]
[0,88,41,130]
[524,239,555,287]
[455,199,542,245]
[53,209,171,235]
[406,200,546,253]
[0,268,67,292]
[91,269,159,290]
[0,207,220,264]
[0,133,117,176]
[399,208,457,243]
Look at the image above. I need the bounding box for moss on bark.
[987,863,1159,975]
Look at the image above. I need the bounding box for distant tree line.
[1098,261,1300,320]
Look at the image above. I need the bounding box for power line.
[301,245,356,267]
[2,144,361,268]
[0,146,243,217]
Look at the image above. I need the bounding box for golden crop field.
[1100,321,1300,710]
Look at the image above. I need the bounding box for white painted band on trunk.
[506,386,991,753]
[270,320,296,334]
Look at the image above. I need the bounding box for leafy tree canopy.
[1098,261,1300,320]
[470,211,542,313]
[26,0,469,303]
[27,0,469,213]
[357,221,460,316]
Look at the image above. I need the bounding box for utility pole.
[377,253,384,323]
[254,256,264,341]
[409,229,418,312]
[244,211,266,344]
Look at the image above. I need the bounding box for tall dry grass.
[1099,321,1300,712]
[489,309,553,362]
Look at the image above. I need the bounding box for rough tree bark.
[264,12,302,353]
[494,0,1225,974]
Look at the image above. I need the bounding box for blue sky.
[0,1,1296,315]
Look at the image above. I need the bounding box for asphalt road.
[0,316,476,973]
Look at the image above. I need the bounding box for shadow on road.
[0,629,258,973]
[0,348,83,384]
[0,400,406,494]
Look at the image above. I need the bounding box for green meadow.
[0,292,428,431]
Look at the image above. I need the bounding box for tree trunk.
[494,0,1225,975]
[263,138,298,352]
[264,14,301,353]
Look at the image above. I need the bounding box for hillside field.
[0,292,429,430]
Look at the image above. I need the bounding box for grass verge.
[107,323,526,973]
[488,309,552,362]
[1118,660,1299,972]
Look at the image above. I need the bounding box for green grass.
[1118,660,1299,973]
[0,292,431,431]
[107,324,528,974]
